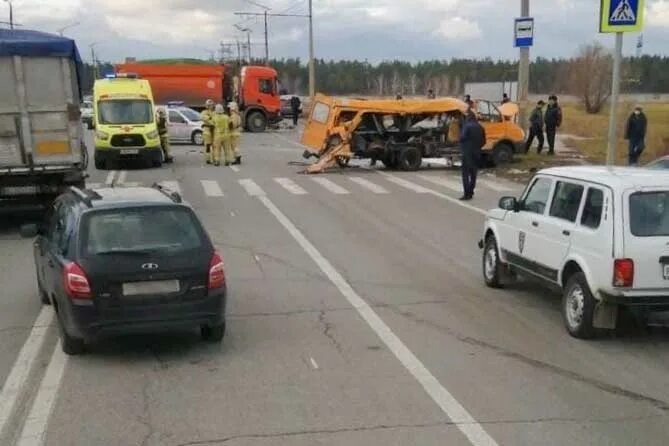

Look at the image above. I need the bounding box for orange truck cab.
[115,63,281,132]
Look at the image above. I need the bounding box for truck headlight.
[95,130,109,140]
[147,130,159,139]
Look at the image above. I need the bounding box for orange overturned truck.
[300,94,524,173]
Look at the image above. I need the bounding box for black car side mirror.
[20,223,41,238]
[499,196,519,212]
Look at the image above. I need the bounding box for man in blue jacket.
[459,111,486,201]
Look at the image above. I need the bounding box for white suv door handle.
[531,221,539,227]
[562,230,571,236]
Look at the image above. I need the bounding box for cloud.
[436,17,482,41]
[648,0,669,26]
[12,0,81,23]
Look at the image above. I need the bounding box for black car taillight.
[63,262,92,299]
[208,252,225,290]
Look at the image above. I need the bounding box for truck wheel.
[381,153,398,169]
[492,143,514,166]
[398,146,422,171]
[192,130,204,146]
[483,235,504,288]
[562,272,596,339]
[94,156,105,170]
[247,112,267,133]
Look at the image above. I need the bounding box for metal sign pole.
[606,32,623,166]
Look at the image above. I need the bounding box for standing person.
[501,93,510,104]
[229,102,243,165]
[290,95,301,127]
[427,89,436,99]
[524,100,545,154]
[459,111,486,201]
[156,108,173,163]
[464,94,474,109]
[201,99,215,164]
[625,106,648,166]
[211,104,230,167]
[544,95,563,155]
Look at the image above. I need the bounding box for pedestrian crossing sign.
[600,0,644,33]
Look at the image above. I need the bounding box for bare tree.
[376,72,385,96]
[568,42,613,114]
[409,73,418,96]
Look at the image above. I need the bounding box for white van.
[480,166,669,338]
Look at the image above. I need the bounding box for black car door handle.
[562,230,571,236]
[531,221,539,227]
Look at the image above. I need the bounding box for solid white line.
[229,165,240,173]
[309,357,319,370]
[120,181,142,188]
[418,174,462,192]
[238,178,265,197]
[310,177,350,195]
[383,176,432,194]
[16,342,68,446]
[349,177,389,194]
[160,181,181,194]
[478,179,512,192]
[117,170,127,185]
[379,171,486,216]
[201,180,224,197]
[275,177,308,195]
[104,171,116,186]
[0,307,54,437]
[255,193,498,446]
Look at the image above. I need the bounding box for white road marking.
[254,255,260,262]
[254,191,497,446]
[380,172,486,216]
[349,177,389,194]
[230,211,236,217]
[121,181,142,188]
[117,170,127,185]
[311,177,350,195]
[418,174,462,192]
[0,307,54,437]
[229,165,240,173]
[16,342,68,446]
[160,181,181,194]
[275,177,308,195]
[383,176,432,194]
[309,357,319,370]
[238,178,265,197]
[478,179,512,192]
[201,180,224,197]
[104,171,116,186]
[86,182,102,189]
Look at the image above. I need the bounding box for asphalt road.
[1,126,669,446]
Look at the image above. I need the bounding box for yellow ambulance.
[92,74,162,169]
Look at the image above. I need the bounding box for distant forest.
[81,55,669,97]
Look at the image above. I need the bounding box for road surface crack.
[318,310,343,355]
[139,376,157,446]
[390,306,669,412]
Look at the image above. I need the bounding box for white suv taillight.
[613,258,634,288]
[63,262,92,299]
[208,252,226,290]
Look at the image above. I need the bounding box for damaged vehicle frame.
[300,94,525,174]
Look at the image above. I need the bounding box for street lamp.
[89,42,102,79]
[3,0,13,30]
[58,21,80,36]
[234,24,252,63]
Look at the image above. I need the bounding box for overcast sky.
[6,0,669,64]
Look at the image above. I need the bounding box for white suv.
[480,166,669,338]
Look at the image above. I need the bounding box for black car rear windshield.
[81,206,207,256]
[629,191,669,237]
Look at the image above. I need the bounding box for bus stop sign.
[514,18,534,47]
[600,0,645,33]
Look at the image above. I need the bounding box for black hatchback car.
[24,185,227,355]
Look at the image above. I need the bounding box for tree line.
[81,52,669,102]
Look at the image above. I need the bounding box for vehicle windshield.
[645,158,669,170]
[82,207,205,256]
[629,191,669,237]
[180,108,201,122]
[97,99,153,125]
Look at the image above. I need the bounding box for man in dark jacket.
[524,100,545,154]
[544,95,563,155]
[290,96,301,126]
[459,111,486,201]
[625,106,648,165]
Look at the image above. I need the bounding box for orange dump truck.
[301,94,525,173]
[115,63,281,132]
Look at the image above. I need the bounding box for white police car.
[480,166,669,338]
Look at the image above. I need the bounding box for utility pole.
[518,0,530,128]
[263,10,269,65]
[606,32,623,166]
[89,42,101,80]
[308,0,315,99]
[3,0,13,30]
[57,21,80,36]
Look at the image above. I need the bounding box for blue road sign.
[514,18,534,47]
